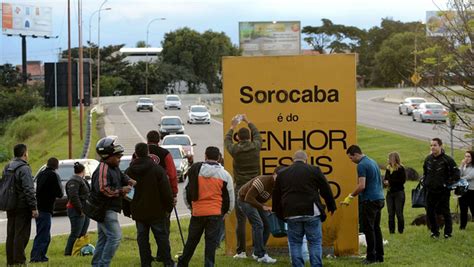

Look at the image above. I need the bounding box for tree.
[136,40,147,48]
[302,19,364,54]
[0,64,22,88]
[417,0,473,149]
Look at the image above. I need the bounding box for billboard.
[239,21,301,56]
[223,54,358,255]
[2,3,52,37]
[426,10,457,37]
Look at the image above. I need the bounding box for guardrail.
[80,108,95,159]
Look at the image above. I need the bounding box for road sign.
[411,73,422,85]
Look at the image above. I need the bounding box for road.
[1,89,470,243]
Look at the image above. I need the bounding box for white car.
[164,95,182,110]
[34,159,99,213]
[187,105,211,124]
[136,97,154,112]
[161,134,195,160]
[398,97,426,115]
[119,155,133,172]
[412,102,448,123]
[161,145,190,182]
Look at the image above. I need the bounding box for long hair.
[387,152,402,172]
[465,151,474,167]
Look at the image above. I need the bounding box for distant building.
[118,47,162,64]
[17,61,44,84]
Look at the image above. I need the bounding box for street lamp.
[88,7,111,104]
[96,0,109,104]
[145,17,166,95]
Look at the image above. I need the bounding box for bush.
[0,85,43,121]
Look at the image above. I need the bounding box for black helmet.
[96,136,124,159]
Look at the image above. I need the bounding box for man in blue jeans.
[273,151,336,267]
[125,143,175,267]
[30,157,63,262]
[91,136,136,267]
[342,145,385,264]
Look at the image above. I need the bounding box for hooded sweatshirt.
[125,157,173,223]
[6,158,37,210]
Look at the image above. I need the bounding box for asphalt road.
[1,89,470,243]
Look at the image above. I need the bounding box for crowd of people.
[3,116,474,267]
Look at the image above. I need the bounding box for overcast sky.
[0,0,449,64]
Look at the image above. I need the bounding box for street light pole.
[96,0,108,104]
[88,7,111,106]
[145,17,166,95]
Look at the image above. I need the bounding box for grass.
[0,107,100,173]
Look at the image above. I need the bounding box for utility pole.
[97,0,108,105]
[78,0,84,140]
[67,0,73,159]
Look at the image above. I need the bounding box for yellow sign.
[222,55,358,256]
[411,73,422,85]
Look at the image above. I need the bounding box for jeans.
[361,200,384,262]
[238,200,270,258]
[136,219,174,267]
[426,190,452,236]
[459,190,474,229]
[287,216,322,267]
[155,212,171,260]
[178,215,223,267]
[91,210,122,267]
[6,208,32,266]
[30,211,52,262]
[65,208,90,255]
[234,186,247,254]
[386,190,405,233]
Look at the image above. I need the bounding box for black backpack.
[0,163,25,211]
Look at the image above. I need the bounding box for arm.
[244,179,265,210]
[225,172,235,214]
[18,166,37,210]
[164,153,178,197]
[53,172,64,198]
[157,168,174,213]
[182,172,192,210]
[98,163,121,197]
[272,176,283,219]
[447,156,460,182]
[66,180,82,213]
[248,122,262,150]
[224,128,235,156]
[314,170,336,213]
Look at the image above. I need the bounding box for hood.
[9,158,28,170]
[162,125,183,130]
[190,112,209,117]
[128,157,155,176]
[236,140,259,152]
[199,162,223,178]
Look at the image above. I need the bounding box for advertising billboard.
[223,54,358,255]
[2,2,52,37]
[239,21,301,56]
[426,10,457,37]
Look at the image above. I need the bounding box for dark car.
[34,159,99,214]
[158,116,185,138]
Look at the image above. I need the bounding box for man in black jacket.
[30,157,63,262]
[126,143,174,267]
[5,144,38,266]
[423,138,460,239]
[272,150,336,267]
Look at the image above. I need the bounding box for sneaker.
[251,253,258,260]
[430,233,440,239]
[444,234,452,239]
[257,254,277,264]
[233,252,247,259]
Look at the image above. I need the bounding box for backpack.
[0,163,26,211]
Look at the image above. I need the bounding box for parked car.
[412,102,448,123]
[398,97,426,115]
[34,159,99,213]
[164,95,182,110]
[162,134,196,164]
[161,145,190,182]
[136,97,154,112]
[119,155,133,172]
[159,116,185,138]
[187,105,211,124]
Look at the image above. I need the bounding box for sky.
[0,0,450,65]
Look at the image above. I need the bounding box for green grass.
[0,107,99,173]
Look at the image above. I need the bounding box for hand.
[32,210,39,218]
[241,114,249,123]
[231,116,239,129]
[173,197,178,207]
[262,206,272,212]
[223,214,228,220]
[340,194,354,206]
[128,179,137,186]
[122,185,132,194]
[80,211,85,217]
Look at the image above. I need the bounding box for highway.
[1,88,471,243]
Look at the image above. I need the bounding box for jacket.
[272,161,336,222]
[460,164,474,191]
[224,123,262,186]
[91,161,130,212]
[384,166,406,193]
[423,152,460,193]
[184,161,235,216]
[36,167,63,213]
[125,157,173,223]
[66,174,90,213]
[8,158,37,210]
[238,175,275,210]
[148,143,178,197]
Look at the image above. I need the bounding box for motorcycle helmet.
[96,136,124,159]
[80,244,95,256]
[453,178,469,196]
